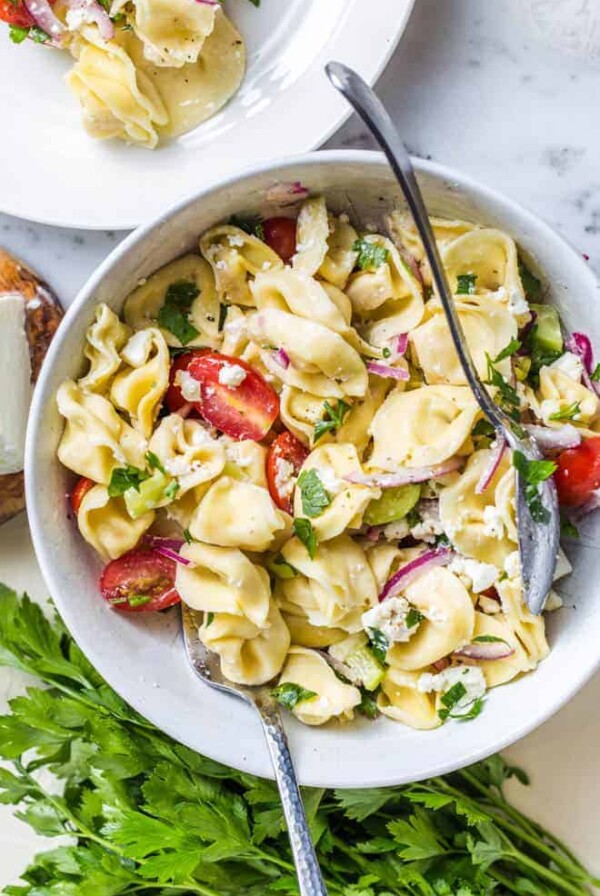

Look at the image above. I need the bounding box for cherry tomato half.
[165,349,208,414]
[69,477,95,515]
[266,430,309,513]
[263,217,297,264]
[554,436,600,507]
[99,548,180,612]
[186,351,280,441]
[0,0,45,26]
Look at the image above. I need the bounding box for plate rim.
[25,149,600,787]
[0,0,415,231]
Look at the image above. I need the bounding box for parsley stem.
[456,769,593,877]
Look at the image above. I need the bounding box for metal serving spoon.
[181,604,328,896]
[326,61,559,614]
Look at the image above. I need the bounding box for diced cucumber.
[124,471,177,519]
[364,484,421,526]
[530,304,563,356]
[514,356,531,382]
[330,633,386,691]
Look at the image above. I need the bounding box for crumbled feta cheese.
[274,458,295,501]
[504,550,521,580]
[121,330,153,367]
[262,261,272,271]
[550,351,584,383]
[508,288,529,316]
[176,369,202,402]
[314,465,344,495]
[228,234,245,247]
[545,589,564,611]
[482,504,505,539]
[362,597,420,643]
[417,665,486,711]
[554,547,572,581]
[215,260,227,271]
[65,6,88,29]
[218,364,247,387]
[449,556,499,593]
[409,502,444,543]
[163,456,193,477]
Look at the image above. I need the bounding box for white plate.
[0,0,413,230]
[26,151,600,788]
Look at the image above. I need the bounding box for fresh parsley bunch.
[0,584,597,896]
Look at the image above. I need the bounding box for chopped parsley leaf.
[293,518,317,559]
[271,682,317,710]
[229,214,265,240]
[548,401,581,422]
[164,480,180,500]
[472,635,509,645]
[145,451,166,474]
[518,259,542,301]
[494,337,522,363]
[205,612,214,627]
[405,608,424,629]
[438,681,485,722]
[382,346,391,359]
[356,688,379,719]
[314,400,351,443]
[128,595,152,608]
[8,24,29,43]
[472,418,496,442]
[297,469,331,518]
[107,465,148,498]
[485,352,521,422]
[560,512,579,540]
[267,555,298,580]
[183,528,193,545]
[367,628,389,664]
[157,280,200,346]
[456,273,477,295]
[592,363,600,382]
[353,237,389,271]
[512,450,557,524]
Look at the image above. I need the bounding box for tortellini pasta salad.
[3,0,251,148]
[56,193,600,731]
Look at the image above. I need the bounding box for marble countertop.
[2,0,600,886]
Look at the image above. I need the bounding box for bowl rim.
[25,149,600,786]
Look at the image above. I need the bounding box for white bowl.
[26,151,600,787]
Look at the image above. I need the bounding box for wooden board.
[0,249,63,525]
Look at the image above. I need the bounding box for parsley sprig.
[314,399,351,443]
[352,237,390,271]
[456,272,478,295]
[296,469,331,518]
[513,450,557,524]
[0,585,597,896]
[157,280,200,346]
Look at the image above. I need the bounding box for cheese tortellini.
[58,199,581,731]
[55,5,245,148]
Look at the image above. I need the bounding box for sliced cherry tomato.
[187,351,280,441]
[266,430,309,513]
[99,548,180,613]
[1,0,35,25]
[263,217,297,264]
[165,349,208,414]
[70,477,95,515]
[554,436,600,507]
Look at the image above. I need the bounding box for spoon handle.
[257,698,328,896]
[325,61,511,436]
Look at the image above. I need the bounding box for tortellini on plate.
[200,225,283,306]
[127,0,217,68]
[110,328,170,438]
[148,415,225,495]
[78,304,131,394]
[77,484,154,560]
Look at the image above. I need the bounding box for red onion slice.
[379,547,454,602]
[565,331,600,396]
[24,0,64,39]
[154,546,194,567]
[273,348,290,370]
[394,333,409,357]
[453,639,514,661]
[65,0,114,39]
[475,436,507,495]
[524,423,581,452]
[345,457,463,489]
[366,361,410,381]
